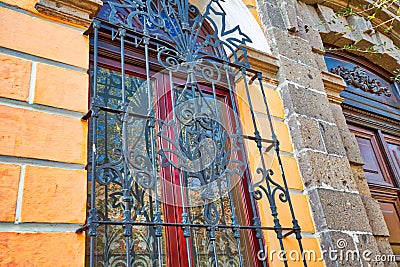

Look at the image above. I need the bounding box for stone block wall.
[256,0,398,265]
[0,0,397,266]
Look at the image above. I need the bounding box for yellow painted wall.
[236,77,325,266]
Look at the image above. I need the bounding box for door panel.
[383,134,400,182]
[379,202,400,243]
[349,124,400,263]
[348,125,394,186]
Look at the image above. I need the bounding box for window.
[82,1,307,266]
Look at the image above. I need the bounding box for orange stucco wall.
[0,1,88,266]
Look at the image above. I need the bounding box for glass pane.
[161,84,255,266]
[88,67,166,267]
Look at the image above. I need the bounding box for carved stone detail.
[330,65,391,97]
[35,0,102,27]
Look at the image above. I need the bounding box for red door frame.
[155,73,263,267]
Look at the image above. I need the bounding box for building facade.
[0,0,398,266]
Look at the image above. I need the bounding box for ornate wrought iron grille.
[81,0,308,266]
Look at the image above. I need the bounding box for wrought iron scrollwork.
[83,0,308,266]
[106,0,252,68]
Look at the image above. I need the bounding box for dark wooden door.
[348,124,400,259]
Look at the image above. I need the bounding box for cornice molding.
[343,105,400,136]
[236,46,279,85]
[322,70,347,105]
[35,0,102,27]
[301,0,400,46]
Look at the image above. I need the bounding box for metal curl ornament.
[203,202,220,225]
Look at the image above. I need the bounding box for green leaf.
[384,25,393,33]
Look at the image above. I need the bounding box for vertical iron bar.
[103,72,110,267]
[169,70,175,117]
[209,81,219,267]
[224,66,266,267]
[104,113,109,267]
[241,68,288,267]
[256,74,308,267]
[212,239,219,267]
[119,28,132,267]
[211,82,221,267]
[120,28,126,105]
[172,70,193,267]
[182,72,201,267]
[143,20,163,266]
[211,79,243,267]
[89,19,100,267]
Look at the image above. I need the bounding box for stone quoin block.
[0,163,21,222]
[297,150,357,191]
[339,131,364,165]
[269,27,318,68]
[355,234,385,267]
[296,2,326,52]
[319,121,347,156]
[319,231,362,267]
[281,83,334,122]
[329,104,349,133]
[35,63,88,113]
[257,1,286,30]
[350,164,372,196]
[0,105,87,164]
[287,115,325,152]
[0,54,32,102]
[374,237,397,267]
[309,188,372,232]
[21,166,87,223]
[279,58,325,91]
[360,195,390,237]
